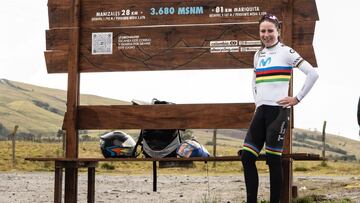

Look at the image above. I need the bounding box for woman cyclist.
[241,13,319,203]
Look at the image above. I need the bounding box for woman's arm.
[295,60,319,102]
[277,60,318,107]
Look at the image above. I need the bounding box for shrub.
[294,166,308,172]
[100,163,115,170]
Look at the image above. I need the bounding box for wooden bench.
[40,0,319,202]
[26,153,322,203]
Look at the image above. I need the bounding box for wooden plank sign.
[48,0,318,28]
[76,103,255,130]
[43,1,320,202]
[45,0,318,73]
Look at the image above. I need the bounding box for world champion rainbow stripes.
[243,143,260,157]
[243,143,283,156]
[265,146,283,156]
[255,66,292,84]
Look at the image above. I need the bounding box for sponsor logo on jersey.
[293,57,304,67]
[259,57,272,67]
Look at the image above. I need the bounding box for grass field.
[1,140,360,176]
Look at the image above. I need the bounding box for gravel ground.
[0,172,359,202]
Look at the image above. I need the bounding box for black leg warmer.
[266,154,283,203]
[241,150,259,203]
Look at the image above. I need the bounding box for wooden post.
[63,132,66,157]
[281,0,294,202]
[153,161,157,192]
[54,163,63,203]
[322,121,327,159]
[88,166,96,203]
[213,129,217,167]
[11,125,19,168]
[64,0,81,202]
[12,133,15,167]
[65,0,80,160]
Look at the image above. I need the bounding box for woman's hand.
[276,97,299,107]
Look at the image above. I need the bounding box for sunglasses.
[259,13,281,28]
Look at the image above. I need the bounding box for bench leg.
[282,158,293,203]
[153,161,157,192]
[88,167,95,203]
[54,167,63,203]
[65,168,78,203]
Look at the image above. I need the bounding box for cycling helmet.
[176,139,210,158]
[100,131,136,158]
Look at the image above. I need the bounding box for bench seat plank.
[26,153,322,162]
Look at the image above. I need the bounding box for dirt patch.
[0,172,359,202]
[294,176,360,202]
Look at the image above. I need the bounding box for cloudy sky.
[0,0,359,140]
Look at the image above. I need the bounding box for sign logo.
[259,57,271,67]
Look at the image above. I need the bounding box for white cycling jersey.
[252,42,318,107]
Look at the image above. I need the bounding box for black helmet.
[100,131,136,158]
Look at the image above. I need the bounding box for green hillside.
[0,79,129,138]
[292,128,360,161]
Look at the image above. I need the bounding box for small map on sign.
[92,32,113,55]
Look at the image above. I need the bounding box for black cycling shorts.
[243,105,290,157]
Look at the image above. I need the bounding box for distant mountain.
[0,79,129,138]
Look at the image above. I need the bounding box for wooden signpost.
[42,0,319,202]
